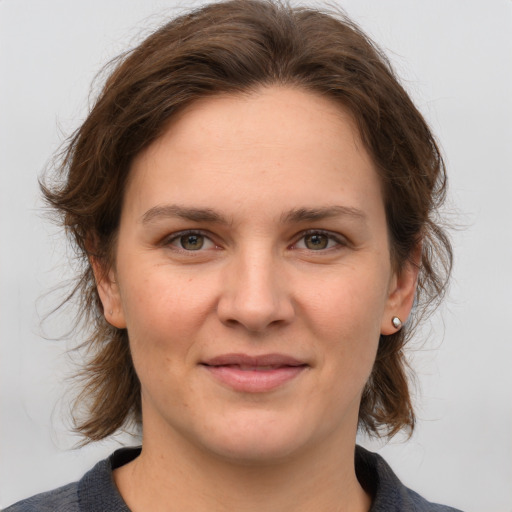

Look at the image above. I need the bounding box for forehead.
[143,87,365,168]
[125,86,383,223]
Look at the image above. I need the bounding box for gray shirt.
[3,446,463,511]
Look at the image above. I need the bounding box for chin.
[193,410,319,464]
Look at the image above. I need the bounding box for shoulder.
[2,482,79,512]
[3,447,140,512]
[355,445,464,512]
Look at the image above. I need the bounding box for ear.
[380,244,421,335]
[90,256,127,329]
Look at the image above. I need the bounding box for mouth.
[200,353,309,393]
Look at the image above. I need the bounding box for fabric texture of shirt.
[4,445,463,511]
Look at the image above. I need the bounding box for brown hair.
[43,0,452,441]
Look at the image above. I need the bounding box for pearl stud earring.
[392,316,402,330]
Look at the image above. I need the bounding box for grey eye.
[304,233,329,250]
[180,234,205,250]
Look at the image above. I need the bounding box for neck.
[114,424,371,512]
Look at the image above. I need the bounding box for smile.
[201,354,309,393]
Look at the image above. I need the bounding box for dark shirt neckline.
[72,445,461,512]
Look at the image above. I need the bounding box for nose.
[216,249,295,332]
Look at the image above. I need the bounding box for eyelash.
[162,229,346,253]
[164,230,218,252]
[292,229,347,252]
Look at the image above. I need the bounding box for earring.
[392,316,402,330]
[109,310,113,316]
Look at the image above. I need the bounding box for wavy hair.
[43,0,452,441]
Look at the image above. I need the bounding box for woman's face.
[99,87,416,462]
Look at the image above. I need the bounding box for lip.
[200,353,309,393]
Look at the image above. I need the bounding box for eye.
[168,231,216,251]
[294,231,343,251]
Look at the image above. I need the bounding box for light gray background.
[1,1,511,510]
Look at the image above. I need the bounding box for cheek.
[300,266,389,334]
[298,267,387,376]
[119,268,219,361]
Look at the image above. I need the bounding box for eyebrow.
[140,204,367,225]
[280,206,367,224]
[141,205,229,225]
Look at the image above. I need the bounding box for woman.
[5,1,460,510]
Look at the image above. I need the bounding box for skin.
[95,86,418,512]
